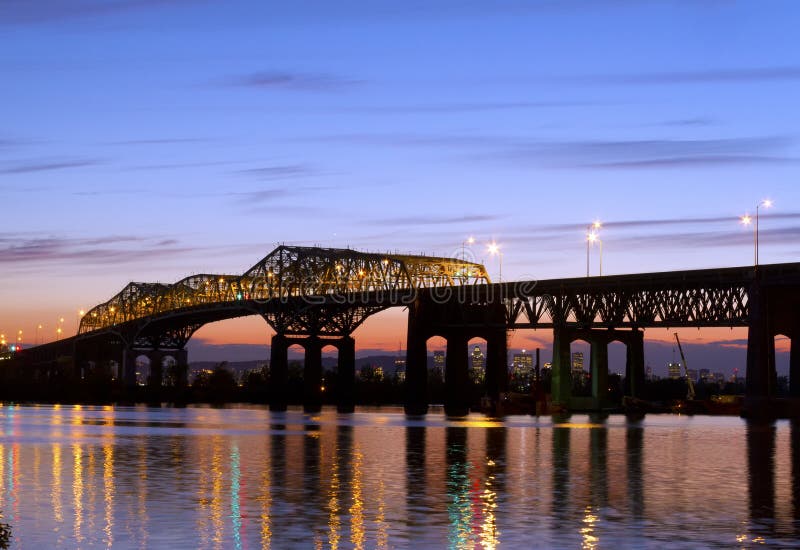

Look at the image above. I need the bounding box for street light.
[586,220,602,277]
[487,242,503,282]
[77,309,85,335]
[740,199,773,267]
[36,324,42,345]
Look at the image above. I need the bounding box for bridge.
[9,245,800,416]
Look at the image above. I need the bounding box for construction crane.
[673,333,696,401]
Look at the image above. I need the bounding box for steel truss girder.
[503,283,751,329]
[261,303,389,337]
[79,246,488,336]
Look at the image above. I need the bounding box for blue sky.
[2,0,799,371]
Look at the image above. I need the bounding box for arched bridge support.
[267,332,357,414]
[744,281,800,414]
[403,295,508,416]
[552,327,644,412]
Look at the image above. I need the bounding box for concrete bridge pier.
[404,303,429,416]
[485,330,509,408]
[791,337,800,398]
[552,327,644,411]
[269,333,289,412]
[445,332,470,416]
[336,336,356,413]
[147,350,163,388]
[303,336,323,413]
[624,330,645,399]
[746,283,777,408]
[551,327,573,410]
[590,338,609,408]
[122,347,138,388]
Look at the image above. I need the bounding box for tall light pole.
[36,324,42,345]
[487,242,502,283]
[586,220,602,276]
[77,309,85,336]
[741,199,773,267]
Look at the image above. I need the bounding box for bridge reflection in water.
[1,406,800,547]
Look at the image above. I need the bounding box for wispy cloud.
[501,136,795,170]
[0,158,103,175]
[105,137,211,146]
[236,164,316,180]
[0,234,195,266]
[371,214,502,226]
[232,71,360,92]
[347,100,607,114]
[577,66,800,86]
[658,117,717,127]
[0,0,199,25]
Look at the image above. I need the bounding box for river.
[0,405,797,548]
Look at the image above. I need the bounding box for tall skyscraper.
[571,351,584,374]
[668,362,682,380]
[511,350,534,391]
[470,345,485,383]
[471,345,485,370]
[433,350,445,381]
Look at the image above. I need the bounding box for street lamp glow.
[585,221,603,277]
[487,242,500,255]
[743,199,775,268]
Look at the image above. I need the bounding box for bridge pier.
[122,347,138,388]
[551,327,572,410]
[404,302,429,415]
[336,336,356,413]
[791,337,800,398]
[485,330,509,406]
[624,330,645,399]
[148,350,163,387]
[746,283,776,404]
[590,338,609,408]
[553,327,643,411]
[445,332,470,416]
[303,336,323,413]
[269,334,289,412]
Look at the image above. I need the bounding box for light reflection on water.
[0,405,799,548]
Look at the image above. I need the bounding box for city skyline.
[3,1,800,375]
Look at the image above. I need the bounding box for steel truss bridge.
[11,245,800,416]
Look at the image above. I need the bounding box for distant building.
[645,365,653,381]
[511,350,534,391]
[394,357,406,376]
[714,372,725,384]
[687,369,697,382]
[513,351,533,371]
[470,345,485,383]
[471,345,485,370]
[571,352,584,374]
[396,367,406,383]
[432,350,445,381]
[668,362,682,380]
[699,368,711,382]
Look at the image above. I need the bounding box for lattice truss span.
[505,283,750,329]
[79,246,490,334]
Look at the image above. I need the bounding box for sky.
[2,0,799,376]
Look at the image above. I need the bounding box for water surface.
[0,405,798,548]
